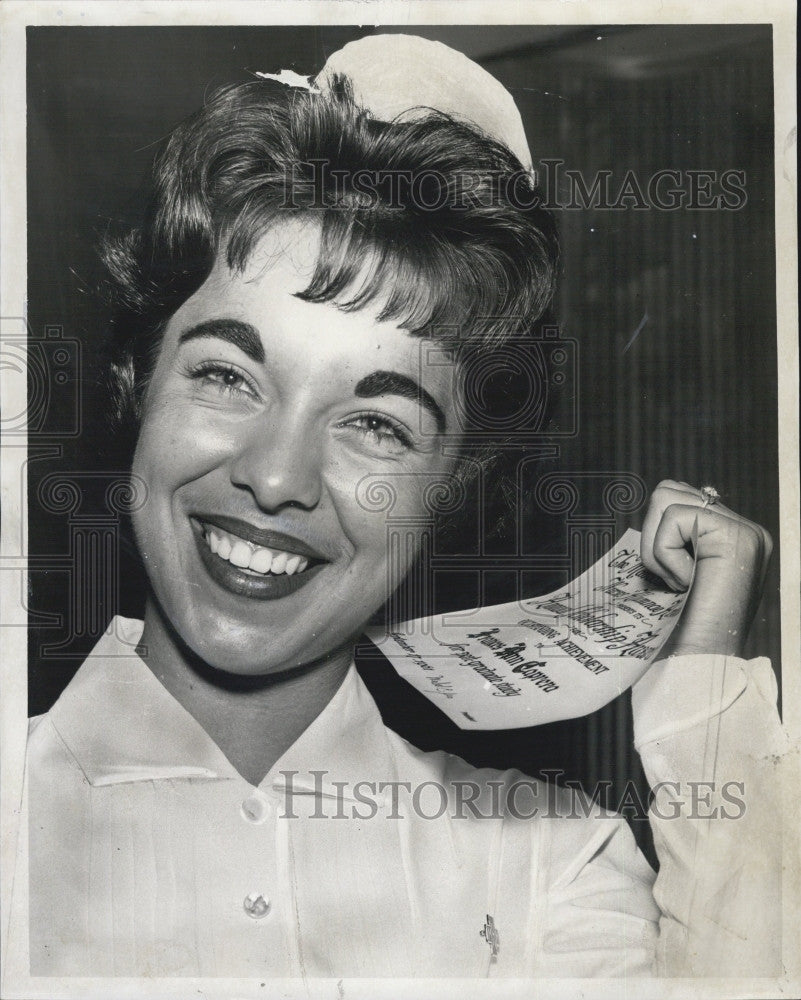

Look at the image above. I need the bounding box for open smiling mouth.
[191,516,327,601]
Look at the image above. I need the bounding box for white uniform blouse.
[8,616,785,978]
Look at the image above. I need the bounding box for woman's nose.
[229,413,324,513]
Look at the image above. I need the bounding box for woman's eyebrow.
[178,319,265,364]
[354,370,447,433]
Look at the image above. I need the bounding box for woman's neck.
[137,598,353,787]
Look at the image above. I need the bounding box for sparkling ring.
[700,485,720,509]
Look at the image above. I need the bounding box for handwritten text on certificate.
[366,529,694,729]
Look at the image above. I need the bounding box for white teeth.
[202,524,311,577]
[229,540,252,568]
[249,548,273,574]
[271,551,288,574]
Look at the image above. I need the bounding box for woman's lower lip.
[192,524,325,601]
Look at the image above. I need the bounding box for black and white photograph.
[1,2,798,997]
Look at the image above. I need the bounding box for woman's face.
[131,222,461,675]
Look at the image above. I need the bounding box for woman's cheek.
[135,398,245,481]
[332,471,432,592]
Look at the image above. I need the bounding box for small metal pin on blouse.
[480,914,500,958]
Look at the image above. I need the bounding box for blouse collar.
[48,616,399,801]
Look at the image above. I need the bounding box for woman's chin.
[164,611,351,682]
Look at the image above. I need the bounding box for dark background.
[26,25,778,863]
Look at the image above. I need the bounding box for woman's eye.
[189,363,257,399]
[345,414,412,452]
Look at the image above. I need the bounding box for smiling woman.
[12,31,787,986]
[132,220,464,709]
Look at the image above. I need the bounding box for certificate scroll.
[366,528,695,729]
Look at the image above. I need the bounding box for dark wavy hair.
[102,75,558,443]
[100,77,559,572]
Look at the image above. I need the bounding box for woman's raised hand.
[639,480,772,658]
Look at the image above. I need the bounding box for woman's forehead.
[172,242,416,359]
[189,220,403,330]
[164,223,462,410]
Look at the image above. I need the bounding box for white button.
[241,790,271,824]
[243,893,271,919]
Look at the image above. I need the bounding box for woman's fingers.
[639,480,773,656]
[650,504,698,589]
[641,480,707,587]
